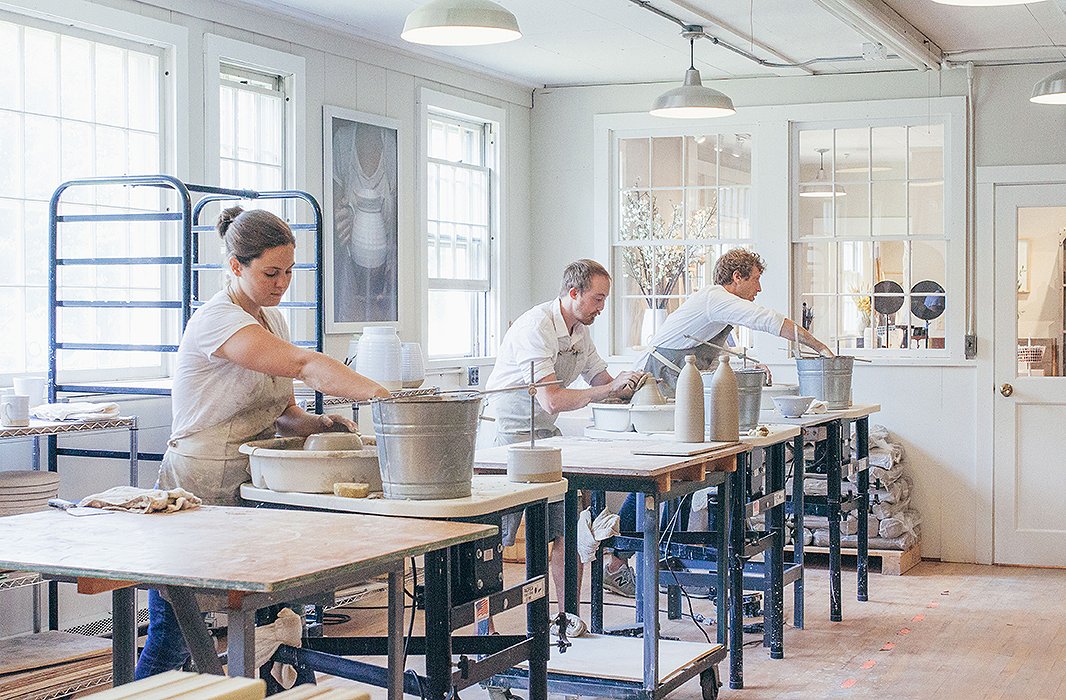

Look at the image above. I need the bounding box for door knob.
[1000,383,1013,397]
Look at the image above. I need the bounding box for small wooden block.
[76,577,136,595]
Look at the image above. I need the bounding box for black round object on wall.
[872,279,905,315]
[910,280,946,321]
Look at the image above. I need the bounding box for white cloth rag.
[576,507,621,564]
[78,486,201,513]
[255,607,303,689]
[32,401,121,421]
[807,400,829,414]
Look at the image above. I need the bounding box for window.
[0,15,164,378]
[793,122,949,355]
[611,133,753,354]
[424,104,499,360]
[219,64,285,196]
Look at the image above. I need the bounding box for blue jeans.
[614,493,695,561]
[135,589,189,679]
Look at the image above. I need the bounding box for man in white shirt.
[486,258,644,634]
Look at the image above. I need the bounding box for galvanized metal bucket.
[371,393,482,500]
[734,368,766,431]
[796,356,854,409]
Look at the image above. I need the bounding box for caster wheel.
[700,666,721,700]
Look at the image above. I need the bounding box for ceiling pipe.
[811,0,944,71]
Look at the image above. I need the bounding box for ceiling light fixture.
[800,148,846,198]
[930,0,1036,5]
[1031,68,1066,104]
[650,27,736,119]
[401,0,521,46]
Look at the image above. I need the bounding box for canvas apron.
[493,341,583,443]
[642,325,733,398]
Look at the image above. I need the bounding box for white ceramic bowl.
[629,404,675,433]
[590,402,632,432]
[239,437,381,493]
[772,395,815,418]
[761,383,799,411]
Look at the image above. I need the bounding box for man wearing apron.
[606,248,834,595]
[485,259,644,635]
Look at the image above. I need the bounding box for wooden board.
[788,541,921,576]
[521,634,722,684]
[0,630,111,676]
[475,436,744,479]
[631,441,734,457]
[0,506,494,594]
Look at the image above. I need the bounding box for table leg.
[226,608,256,678]
[129,421,139,488]
[163,586,224,676]
[563,489,580,617]
[388,569,404,700]
[526,501,549,700]
[716,481,728,646]
[634,493,645,625]
[728,463,743,689]
[767,443,785,659]
[590,490,605,634]
[641,492,660,694]
[423,549,452,700]
[856,417,870,603]
[827,420,843,622]
[792,434,805,630]
[111,587,137,685]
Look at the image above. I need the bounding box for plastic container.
[355,326,403,391]
[372,393,482,500]
[796,356,854,409]
[590,402,632,432]
[630,404,675,433]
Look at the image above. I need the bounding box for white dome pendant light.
[799,148,846,198]
[931,1,1037,6]
[1031,68,1066,104]
[402,0,522,46]
[650,30,735,119]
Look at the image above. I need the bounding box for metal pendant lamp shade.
[402,0,522,46]
[1031,68,1066,105]
[650,68,736,119]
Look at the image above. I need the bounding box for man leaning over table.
[485,258,646,635]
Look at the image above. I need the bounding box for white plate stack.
[0,470,60,517]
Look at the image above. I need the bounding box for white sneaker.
[550,612,588,638]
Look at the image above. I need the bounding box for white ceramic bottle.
[707,355,740,441]
[355,326,402,391]
[674,355,705,443]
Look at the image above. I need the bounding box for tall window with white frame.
[793,123,947,354]
[612,133,753,355]
[425,112,497,359]
[0,15,164,379]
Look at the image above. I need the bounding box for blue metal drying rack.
[44,174,326,629]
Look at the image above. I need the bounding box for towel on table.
[807,400,829,414]
[255,607,303,689]
[577,507,621,563]
[78,486,201,513]
[32,402,121,421]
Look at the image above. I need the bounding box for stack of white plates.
[0,470,60,517]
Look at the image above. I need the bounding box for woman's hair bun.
[217,206,244,239]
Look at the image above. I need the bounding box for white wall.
[527,64,1066,564]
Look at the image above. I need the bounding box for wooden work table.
[475,436,745,700]
[0,506,494,696]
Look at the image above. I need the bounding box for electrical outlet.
[468,366,479,386]
[964,334,977,359]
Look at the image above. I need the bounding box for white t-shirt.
[168,288,292,443]
[486,298,608,434]
[640,285,786,358]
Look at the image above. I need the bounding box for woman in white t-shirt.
[137,206,389,681]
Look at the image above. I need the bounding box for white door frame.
[975,164,1066,565]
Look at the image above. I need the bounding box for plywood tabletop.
[475,436,744,479]
[0,506,493,593]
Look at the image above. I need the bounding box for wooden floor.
[317,559,1066,699]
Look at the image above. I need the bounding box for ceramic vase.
[707,355,740,441]
[355,326,402,391]
[673,355,705,443]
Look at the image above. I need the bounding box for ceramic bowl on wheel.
[629,404,675,433]
[772,395,815,418]
[590,402,632,432]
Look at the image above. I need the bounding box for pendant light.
[931,1,1036,5]
[650,32,735,119]
[1031,68,1066,104]
[799,148,846,198]
[402,0,521,46]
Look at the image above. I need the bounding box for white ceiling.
[239,0,1066,87]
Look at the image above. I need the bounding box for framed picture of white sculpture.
[323,106,399,331]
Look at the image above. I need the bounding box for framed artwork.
[323,106,400,332]
[1018,239,1029,294]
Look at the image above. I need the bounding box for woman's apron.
[493,343,583,445]
[642,325,733,398]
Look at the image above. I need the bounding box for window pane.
[685,188,717,239]
[428,289,475,357]
[871,181,907,236]
[95,44,127,127]
[651,190,684,240]
[0,22,22,111]
[650,137,682,188]
[794,241,834,296]
[836,183,869,237]
[620,138,649,189]
[719,133,751,186]
[685,136,716,187]
[909,124,943,180]
[871,126,906,180]
[60,36,93,122]
[909,181,943,236]
[798,195,834,238]
[24,28,58,115]
[718,187,751,239]
[834,128,869,183]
